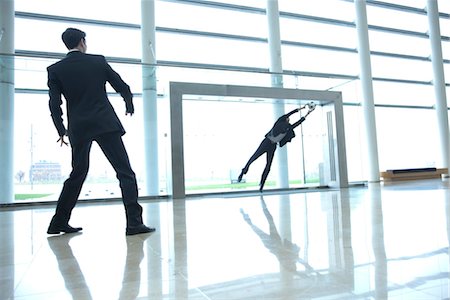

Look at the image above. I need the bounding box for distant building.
[30,161,62,182]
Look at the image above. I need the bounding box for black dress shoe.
[237,169,247,183]
[47,224,83,234]
[126,224,155,236]
[237,172,244,183]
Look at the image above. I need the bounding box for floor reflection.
[1,180,449,299]
[119,234,150,300]
[47,233,93,300]
[0,213,15,300]
[239,195,318,276]
[370,184,388,299]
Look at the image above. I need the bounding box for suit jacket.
[265,109,305,147]
[48,51,133,145]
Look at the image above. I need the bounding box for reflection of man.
[47,233,93,299]
[119,235,149,299]
[48,233,150,299]
[46,28,154,235]
[237,103,315,191]
[240,196,316,274]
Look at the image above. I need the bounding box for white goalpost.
[169,82,348,199]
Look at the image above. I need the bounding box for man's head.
[61,28,86,51]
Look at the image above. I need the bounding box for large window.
[7,0,450,203]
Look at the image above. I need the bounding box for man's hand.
[304,103,316,117]
[57,135,69,147]
[126,99,134,116]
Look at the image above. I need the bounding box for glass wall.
[6,0,450,203]
[181,98,327,193]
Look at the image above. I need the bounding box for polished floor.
[1,180,449,299]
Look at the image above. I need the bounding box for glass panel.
[367,5,428,33]
[15,19,141,58]
[370,55,432,82]
[282,46,359,76]
[280,18,357,48]
[156,1,267,38]
[335,80,437,107]
[372,81,435,106]
[346,106,442,180]
[440,16,450,37]
[443,40,450,61]
[438,0,450,13]
[376,107,441,170]
[156,66,273,89]
[333,79,360,104]
[369,31,431,57]
[15,0,141,23]
[15,56,53,90]
[377,0,425,9]
[13,91,170,203]
[156,32,269,68]
[278,0,355,22]
[342,106,366,182]
[187,0,266,9]
[298,108,324,185]
[14,93,71,202]
[282,75,359,102]
[182,100,268,193]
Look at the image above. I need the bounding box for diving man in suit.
[237,103,316,192]
[47,28,154,236]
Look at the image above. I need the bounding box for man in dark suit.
[47,28,154,235]
[237,103,315,192]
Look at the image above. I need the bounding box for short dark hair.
[61,28,86,50]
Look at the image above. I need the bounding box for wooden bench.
[380,167,448,181]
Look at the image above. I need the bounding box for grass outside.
[185,179,318,191]
[14,178,319,199]
[15,194,53,200]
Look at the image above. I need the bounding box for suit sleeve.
[283,108,300,119]
[291,116,306,130]
[48,67,67,137]
[102,57,133,107]
[278,113,307,147]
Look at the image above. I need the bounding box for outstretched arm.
[284,106,307,119]
[291,104,315,129]
[291,117,306,130]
